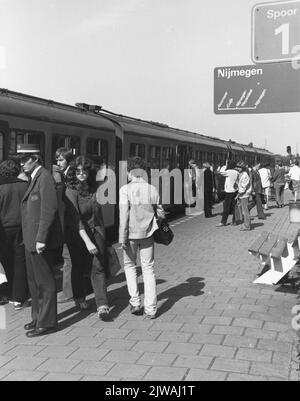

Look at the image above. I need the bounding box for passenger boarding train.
[0,89,274,231]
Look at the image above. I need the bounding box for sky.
[0,0,299,155]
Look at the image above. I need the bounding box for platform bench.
[248,228,300,285]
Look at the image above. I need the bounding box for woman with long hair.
[64,156,109,319]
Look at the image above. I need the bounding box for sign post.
[252,0,300,63]
[214,63,300,114]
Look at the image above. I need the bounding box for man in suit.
[19,145,63,337]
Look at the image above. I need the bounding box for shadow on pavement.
[156,277,205,318]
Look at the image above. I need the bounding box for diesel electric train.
[0,89,274,230]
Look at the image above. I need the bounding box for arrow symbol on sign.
[241,89,253,107]
[218,92,228,108]
[236,90,247,107]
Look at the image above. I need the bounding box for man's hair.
[0,159,21,177]
[227,160,236,170]
[295,160,299,166]
[21,154,43,165]
[127,156,146,172]
[55,147,73,164]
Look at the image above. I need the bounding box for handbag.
[153,219,174,246]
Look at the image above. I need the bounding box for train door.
[176,144,188,170]
[0,120,9,162]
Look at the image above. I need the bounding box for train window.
[87,138,109,167]
[162,147,174,169]
[0,132,3,162]
[148,146,161,169]
[129,143,145,159]
[9,130,45,159]
[52,135,81,159]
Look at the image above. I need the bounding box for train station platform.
[0,191,299,381]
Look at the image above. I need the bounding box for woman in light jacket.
[236,161,252,231]
[119,157,165,319]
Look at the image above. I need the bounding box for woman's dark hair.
[127,156,146,172]
[0,159,21,177]
[66,156,97,196]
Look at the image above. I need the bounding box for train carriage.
[0,89,275,230]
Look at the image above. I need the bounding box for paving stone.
[68,336,105,348]
[3,356,47,371]
[240,304,269,313]
[67,327,100,338]
[272,352,292,367]
[164,342,203,355]
[227,373,267,381]
[144,366,188,381]
[171,315,203,324]
[244,328,278,340]
[4,345,46,358]
[0,369,12,380]
[41,373,83,381]
[173,355,212,369]
[211,325,244,336]
[80,375,118,381]
[223,335,257,349]
[2,370,47,381]
[201,316,233,326]
[102,350,142,363]
[108,363,150,379]
[232,318,263,329]
[37,358,81,373]
[0,355,17,368]
[250,363,290,380]
[137,352,177,367]
[180,324,213,334]
[200,344,236,358]
[211,358,250,374]
[96,329,131,339]
[37,335,76,347]
[71,361,115,376]
[68,347,110,361]
[126,330,162,341]
[131,341,168,353]
[185,368,227,381]
[35,345,78,359]
[157,331,192,342]
[236,348,272,363]
[263,322,289,332]
[189,333,224,345]
[257,339,293,353]
[149,322,183,331]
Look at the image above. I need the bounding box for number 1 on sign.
[275,23,290,55]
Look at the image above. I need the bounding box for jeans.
[221,192,238,225]
[61,245,73,299]
[123,236,156,316]
[274,183,285,206]
[240,197,251,229]
[248,194,265,219]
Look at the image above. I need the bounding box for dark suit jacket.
[21,167,63,252]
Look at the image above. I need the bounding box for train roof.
[0,89,274,156]
[0,89,115,132]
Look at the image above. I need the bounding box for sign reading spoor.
[214,63,300,114]
[253,0,300,63]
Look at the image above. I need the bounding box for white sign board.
[252,0,300,63]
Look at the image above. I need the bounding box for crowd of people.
[0,145,299,338]
[0,146,164,337]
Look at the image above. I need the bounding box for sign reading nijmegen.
[214,63,300,114]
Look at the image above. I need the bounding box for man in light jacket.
[119,157,165,319]
[236,161,252,231]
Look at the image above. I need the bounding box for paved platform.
[0,191,299,381]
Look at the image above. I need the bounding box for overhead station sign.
[252,0,300,63]
[214,63,300,114]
